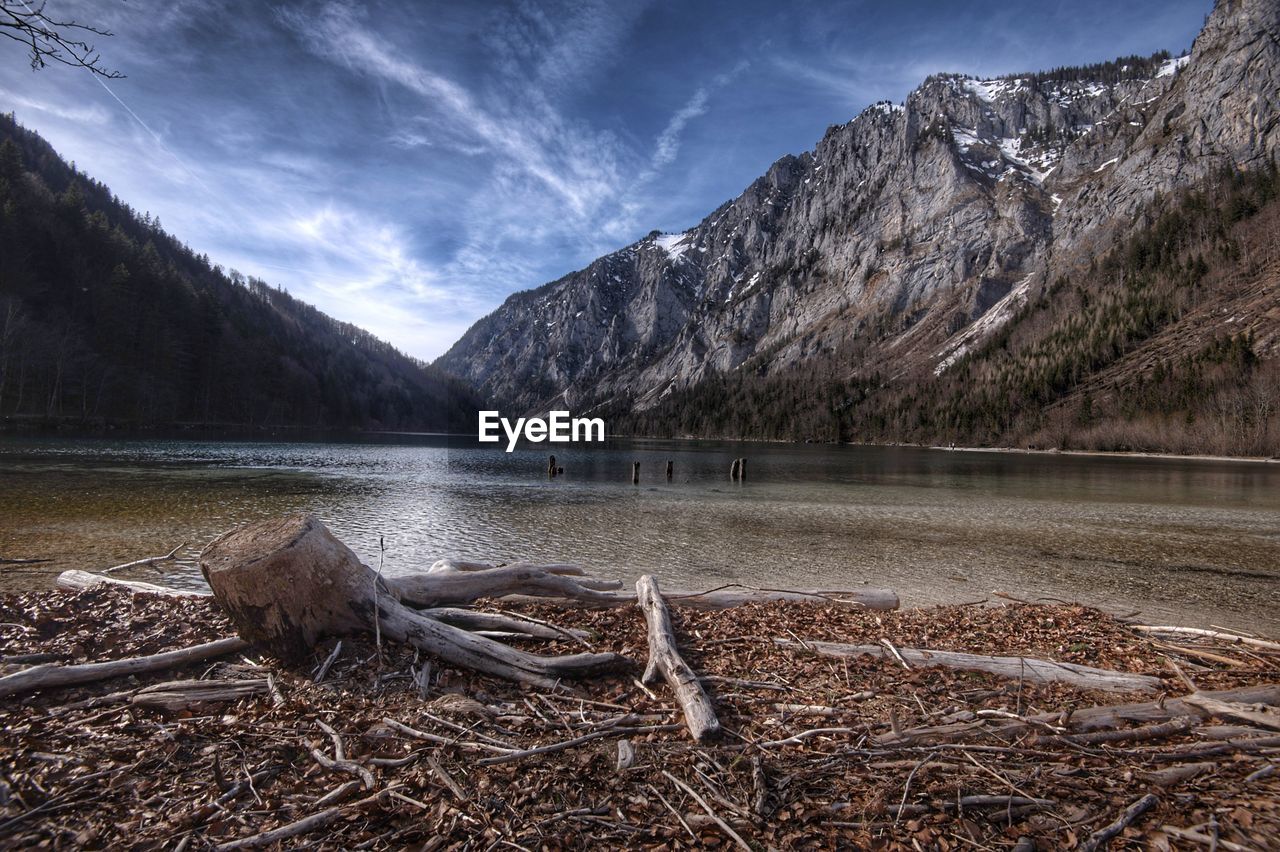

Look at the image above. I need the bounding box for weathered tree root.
[199,514,630,688]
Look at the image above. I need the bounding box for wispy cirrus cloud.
[0,0,1211,361]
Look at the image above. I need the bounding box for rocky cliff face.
[438,0,1280,417]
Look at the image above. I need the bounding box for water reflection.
[1,435,1277,634]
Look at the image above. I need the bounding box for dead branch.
[776,638,1162,692]
[0,637,250,699]
[1079,793,1158,852]
[102,543,185,575]
[636,575,721,742]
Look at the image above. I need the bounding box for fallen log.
[0,637,250,699]
[775,639,1162,692]
[877,683,1280,744]
[388,560,623,607]
[1181,694,1280,731]
[131,678,268,711]
[56,569,210,598]
[200,514,629,688]
[636,575,721,742]
[501,586,900,611]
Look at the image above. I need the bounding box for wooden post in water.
[548,455,557,478]
[729,459,740,481]
[666,460,674,481]
[632,461,641,485]
[738,458,746,482]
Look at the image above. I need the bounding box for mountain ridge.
[437,0,1279,453]
[0,113,481,432]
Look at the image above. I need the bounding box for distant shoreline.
[4,420,1278,465]
[917,443,1280,465]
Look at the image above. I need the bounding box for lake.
[2,435,1278,635]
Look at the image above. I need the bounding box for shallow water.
[2,435,1278,634]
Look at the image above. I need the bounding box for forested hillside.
[612,163,1280,456]
[0,114,480,431]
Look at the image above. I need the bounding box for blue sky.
[1,0,1210,360]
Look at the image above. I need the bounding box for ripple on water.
[1,436,1278,633]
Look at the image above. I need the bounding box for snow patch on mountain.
[934,273,1035,375]
[653,232,691,260]
[1157,54,1191,77]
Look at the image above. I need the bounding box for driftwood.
[1131,624,1280,653]
[776,639,1161,692]
[636,575,721,742]
[878,683,1280,744]
[56,569,210,598]
[388,559,622,608]
[419,608,589,641]
[200,514,628,688]
[1181,694,1280,731]
[132,678,269,711]
[0,637,250,699]
[501,586,899,611]
[102,543,185,575]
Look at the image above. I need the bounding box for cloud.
[641,60,748,181]
[0,89,111,124]
[278,3,624,218]
[651,89,709,171]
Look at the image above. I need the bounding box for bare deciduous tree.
[0,0,121,78]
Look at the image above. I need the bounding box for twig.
[881,638,912,670]
[316,720,346,761]
[648,783,697,841]
[314,780,362,808]
[214,789,388,850]
[477,724,682,765]
[309,747,374,790]
[1164,655,1198,691]
[759,727,861,748]
[381,717,513,754]
[1132,625,1280,652]
[102,543,185,575]
[632,678,659,701]
[895,752,936,824]
[1160,825,1253,852]
[313,641,343,684]
[1078,793,1158,852]
[426,753,468,802]
[662,770,752,851]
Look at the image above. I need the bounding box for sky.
[0,0,1212,361]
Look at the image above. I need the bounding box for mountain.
[0,114,480,432]
[438,0,1280,456]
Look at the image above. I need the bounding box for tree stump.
[201,514,629,687]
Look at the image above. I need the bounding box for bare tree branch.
[0,0,123,78]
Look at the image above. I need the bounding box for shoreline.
[919,442,1280,465]
[2,587,1277,849]
[5,422,1278,466]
